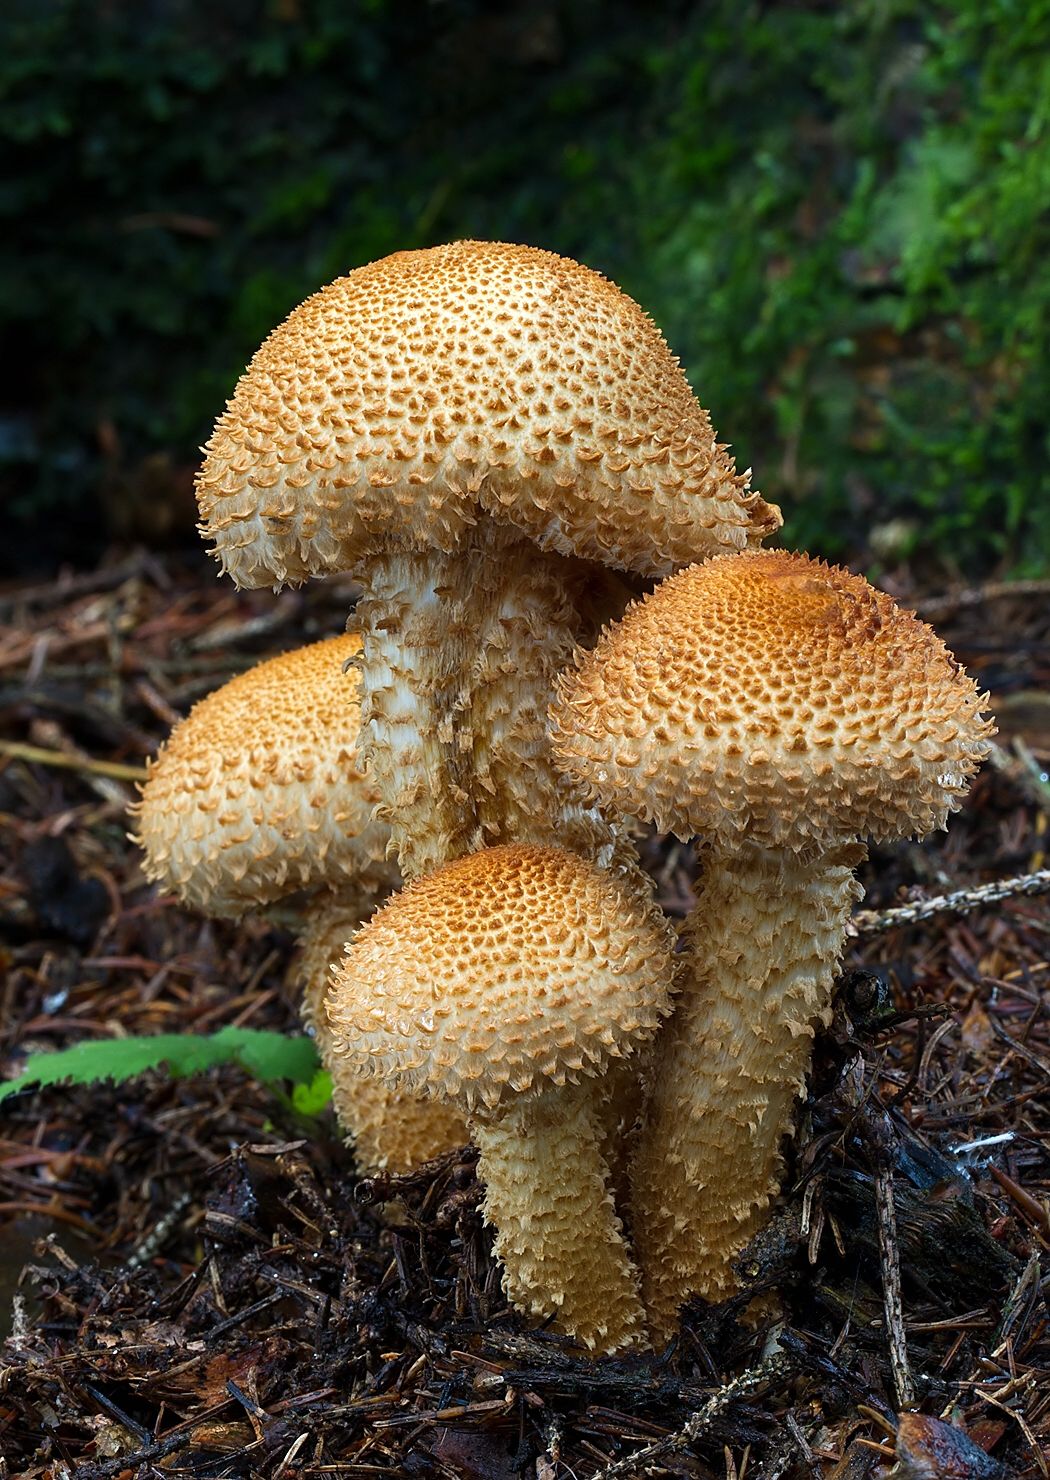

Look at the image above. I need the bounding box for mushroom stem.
[353,537,490,877]
[469,541,625,868]
[630,843,864,1338]
[354,518,625,880]
[473,1080,647,1353]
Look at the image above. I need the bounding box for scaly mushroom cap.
[197,241,781,589]
[326,843,677,1114]
[551,550,994,853]
[133,634,392,914]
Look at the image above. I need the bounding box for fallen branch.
[850,869,1050,935]
[915,577,1050,622]
[0,739,148,784]
[591,1357,784,1478]
[875,1159,914,1407]
[0,551,171,616]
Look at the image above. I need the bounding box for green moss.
[3,0,1047,572]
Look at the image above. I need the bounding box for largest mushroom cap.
[326,842,677,1114]
[196,240,781,589]
[133,633,391,915]
[551,549,995,853]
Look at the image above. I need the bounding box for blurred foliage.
[2,0,1048,573]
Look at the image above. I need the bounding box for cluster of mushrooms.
[134,241,994,1353]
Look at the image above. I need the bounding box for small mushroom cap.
[325,843,677,1114]
[132,634,392,915]
[551,550,995,853]
[197,240,780,590]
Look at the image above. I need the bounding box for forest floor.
[0,551,1047,1479]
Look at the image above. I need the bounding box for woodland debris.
[0,551,1046,1476]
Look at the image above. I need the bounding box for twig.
[189,606,300,650]
[874,1161,914,1408]
[83,1383,152,1445]
[125,1190,193,1270]
[1010,737,1050,808]
[591,1357,783,1479]
[0,552,169,615]
[204,1291,283,1340]
[989,1168,1050,1235]
[850,869,1050,935]
[0,739,148,783]
[915,577,1050,622]
[988,1017,1050,1083]
[785,1411,822,1473]
[994,1251,1045,1349]
[59,1430,189,1479]
[987,739,1050,810]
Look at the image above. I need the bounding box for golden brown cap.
[551,550,995,852]
[325,843,676,1113]
[196,241,780,589]
[132,634,392,915]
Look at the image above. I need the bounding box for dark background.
[4,0,1048,578]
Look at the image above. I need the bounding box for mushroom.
[549,550,994,1335]
[132,634,467,1171]
[325,842,679,1352]
[196,240,781,880]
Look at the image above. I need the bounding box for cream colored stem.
[630,844,865,1339]
[598,1047,650,1216]
[355,538,490,877]
[355,520,627,880]
[473,1082,647,1354]
[470,543,623,868]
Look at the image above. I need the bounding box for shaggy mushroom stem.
[631,844,863,1338]
[353,535,490,876]
[469,537,625,868]
[473,1081,646,1352]
[354,518,625,880]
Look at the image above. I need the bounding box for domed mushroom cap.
[197,241,781,589]
[551,550,995,853]
[325,843,676,1113]
[133,634,392,914]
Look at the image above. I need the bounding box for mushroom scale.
[550,550,994,1333]
[326,843,679,1352]
[195,241,781,879]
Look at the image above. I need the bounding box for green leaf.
[291,1069,334,1117]
[0,1027,320,1104]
